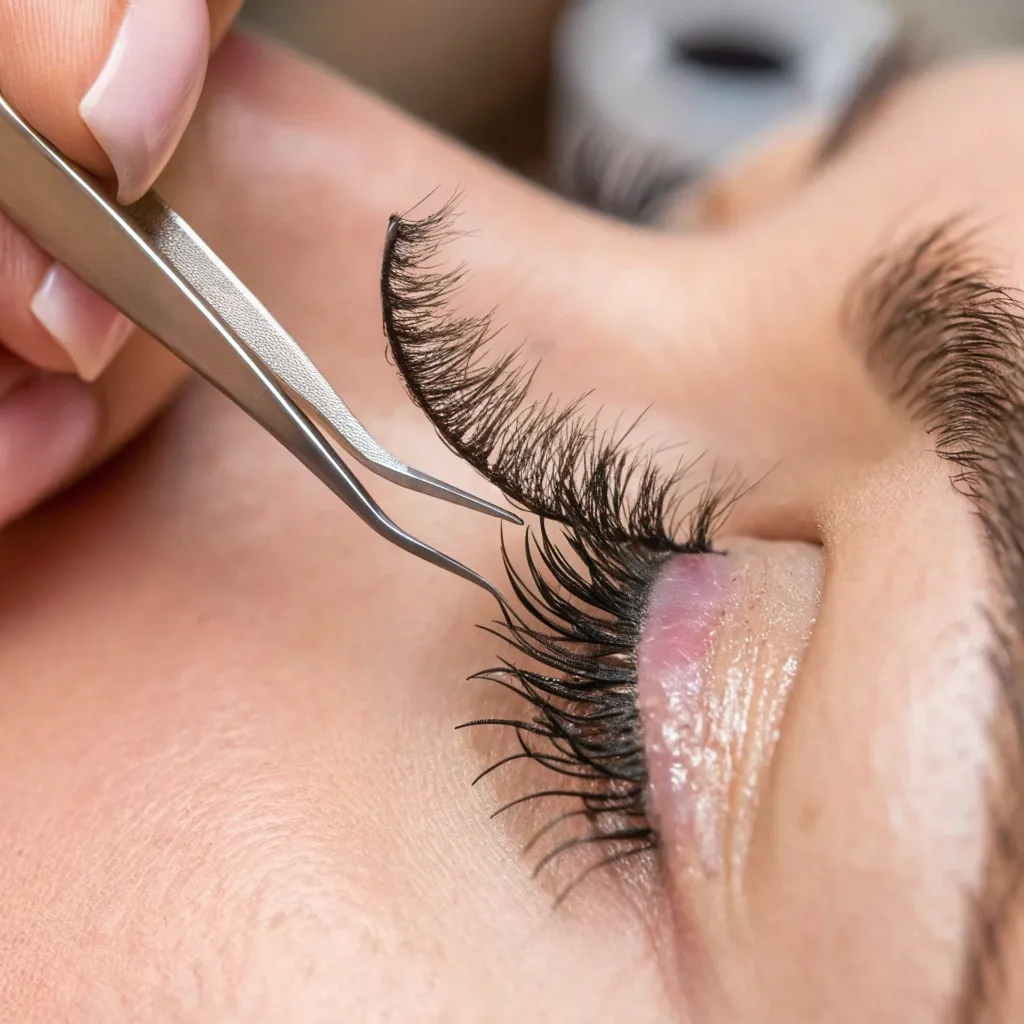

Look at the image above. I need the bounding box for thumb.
[0,0,243,203]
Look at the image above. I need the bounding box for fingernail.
[31,264,134,382]
[0,376,100,527]
[80,0,211,203]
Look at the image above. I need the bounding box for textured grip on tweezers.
[128,194,405,475]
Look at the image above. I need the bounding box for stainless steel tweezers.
[0,90,518,595]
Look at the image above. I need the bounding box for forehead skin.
[0,33,1021,1023]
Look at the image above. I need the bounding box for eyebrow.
[850,223,1024,1022]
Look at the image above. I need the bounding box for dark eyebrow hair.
[816,29,937,164]
[849,221,1024,1022]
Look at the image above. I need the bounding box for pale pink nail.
[0,376,100,527]
[80,0,211,203]
[31,264,134,382]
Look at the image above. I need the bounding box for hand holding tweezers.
[0,89,518,597]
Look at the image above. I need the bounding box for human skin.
[0,29,1022,1023]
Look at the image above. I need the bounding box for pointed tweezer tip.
[402,466,523,525]
[480,501,524,526]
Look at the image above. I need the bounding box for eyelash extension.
[558,129,697,226]
[381,200,729,903]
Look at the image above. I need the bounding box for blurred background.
[239,0,1024,182]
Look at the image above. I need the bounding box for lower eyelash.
[381,199,733,901]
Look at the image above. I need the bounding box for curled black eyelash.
[381,199,730,902]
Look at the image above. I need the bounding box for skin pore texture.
[1,28,1022,1024]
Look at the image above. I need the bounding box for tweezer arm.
[0,88,396,482]
[0,89,504,596]
[0,91,359,488]
[0,90,330,468]
[129,196,516,520]
[126,196,409,477]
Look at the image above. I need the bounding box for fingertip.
[79,0,211,203]
[0,374,100,528]
[30,264,135,382]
